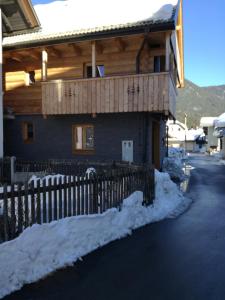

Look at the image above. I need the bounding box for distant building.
[214,113,225,158]
[167,120,205,152]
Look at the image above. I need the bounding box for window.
[85,64,105,78]
[203,127,208,136]
[73,125,94,153]
[25,71,35,86]
[154,56,165,73]
[22,122,34,143]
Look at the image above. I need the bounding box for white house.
[200,117,218,152]
[167,120,205,152]
[214,113,225,158]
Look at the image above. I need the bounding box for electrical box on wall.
[122,140,133,163]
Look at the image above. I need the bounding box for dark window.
[203,127,208,135]
[86,65,105,78]
[22,122,34,143]
[154,56,165,73]
[28,71,35,85]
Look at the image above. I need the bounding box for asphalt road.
[4,155,225,300]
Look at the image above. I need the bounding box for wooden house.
[0,0,40,158]
[2,0,184,169]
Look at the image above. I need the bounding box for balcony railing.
[42,72,176,117]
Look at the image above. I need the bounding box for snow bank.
[0,170,190,299]
[168,147,186,159]
[163,157,185,182]
[163,147,186,182]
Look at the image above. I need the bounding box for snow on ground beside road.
[0,170,191,299]
[163,147,187,182]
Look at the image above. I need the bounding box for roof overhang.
[1,0,40,36]
[3,20,176,50]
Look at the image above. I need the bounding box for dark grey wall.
[4,112,166,166]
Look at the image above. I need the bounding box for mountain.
[176,80,225,128]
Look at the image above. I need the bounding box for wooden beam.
[165,32,171,72]
[115,37,126,52]
[47,47,61,58]
[91,41,96,78]
[10,52,23,62]
[22,50,40,60]
[41,50,48,81]
[68,43,82,56]
[1,10,13,32]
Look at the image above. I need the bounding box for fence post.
[10,156,16,183]
[3,184,9,241]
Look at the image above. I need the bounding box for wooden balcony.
[42,72,176,117]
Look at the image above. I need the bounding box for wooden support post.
[41,50,48,81]
[0,9,3,158]
[91,41,96,78]
[165,32,171,72]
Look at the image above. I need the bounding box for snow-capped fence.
[0,167,154,242]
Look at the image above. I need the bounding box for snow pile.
[34,0,178,34]
[163,147,186,182]
[168,147,186,159]
[0,170,190,299]
[163,157,185,182]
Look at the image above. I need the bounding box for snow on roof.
[215,112,225,128]
[200,117,217,127]
[3,0,178,47]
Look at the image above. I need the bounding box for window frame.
[72,124,95,155]
[84,63,105,78]
[22,122,35,144]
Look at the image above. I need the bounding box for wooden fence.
[0,167,155,242]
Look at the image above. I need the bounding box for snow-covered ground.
[0,170,191,299]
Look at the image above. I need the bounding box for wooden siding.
[42,72,176,117]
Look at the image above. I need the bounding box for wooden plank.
[48,178,52,222]
[36,180,41,224]
[100,79,105,113]
[17,183,23,234]
[133,76,138,111]
[109,79,115,113]
[123,77,128,112]
[114,78,119,112]
[128,76,133,112]
[118,78,124,112]
[3,185,9,241]
[58,177,63,219]
[42,179,47,223]
[143,75,149,111]
[96,79,101,113]
[138,76,143,112]
[53,177,58,220]
[105,79,110,113]
[148,75,154,111]
[153,75,159,111]
[91,79,97,114]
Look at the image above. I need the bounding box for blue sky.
[32,0,225,87]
